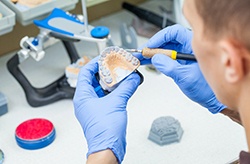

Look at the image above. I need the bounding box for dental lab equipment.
[126,48,196,61]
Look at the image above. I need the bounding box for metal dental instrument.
[126,47,196,61]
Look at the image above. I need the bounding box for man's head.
[194,0,250,51]
[183,0,250,110]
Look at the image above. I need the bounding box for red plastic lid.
[15,118,54,141]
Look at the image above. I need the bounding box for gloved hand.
[73,57,140,163]
[145,24,226,114]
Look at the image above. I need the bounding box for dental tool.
[126,47,196,61]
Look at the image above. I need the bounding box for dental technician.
[73,0,250,163]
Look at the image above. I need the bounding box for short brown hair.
[195,0,250,51]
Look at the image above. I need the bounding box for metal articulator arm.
[7,32,80,107]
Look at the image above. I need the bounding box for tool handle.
[177,53,196,61]
[142,47,173,58]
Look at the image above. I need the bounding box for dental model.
[65,56,90,88]
[0,13,2,19]
[98,46,140,92]
[148,116,184,146]
[11,0,51,8]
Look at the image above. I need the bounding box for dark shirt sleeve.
[240,151,250,164]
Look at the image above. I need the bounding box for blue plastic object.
[91,26,110,38]
[15,129,56,150]
[32,38,39,46]
[34,8,83,36]
[15,118,56,150]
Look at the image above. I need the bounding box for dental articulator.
[7,0,143,106]
[7,0,112,107]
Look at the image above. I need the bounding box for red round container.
[15,118,56,150]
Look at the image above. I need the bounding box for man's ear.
[219,39,244,83]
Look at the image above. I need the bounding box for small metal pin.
[125,49,142,53]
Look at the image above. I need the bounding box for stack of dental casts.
[65,56,90,88]
[98,46,140,92]
[11,0,50,8]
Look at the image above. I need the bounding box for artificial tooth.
[99,65,104,71]
[132,58,139,66]
[114,47,120,52]
[102,69,110,77]
[110,46,116,52]
[118,50,123,55]
[122,51,126,57]
[102,49,110,56]
[99,57,104,62]
[101,53,106,58]
[126,53,133,62]
[104,76,113,84]
[98,59,104,65]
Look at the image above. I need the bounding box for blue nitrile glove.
[73,57,141,163]
[146,24,226,114]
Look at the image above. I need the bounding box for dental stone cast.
[98,46,140,92]
[65,56,90,88]
[11,0,51,8]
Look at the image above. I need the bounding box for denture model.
[98,46,140,92]
[65,56,90,88]
[0,13,2,19]
[11,0,51,7]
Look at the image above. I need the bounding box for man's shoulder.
[240,151,250,164]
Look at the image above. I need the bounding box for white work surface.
[0,1,248,164]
